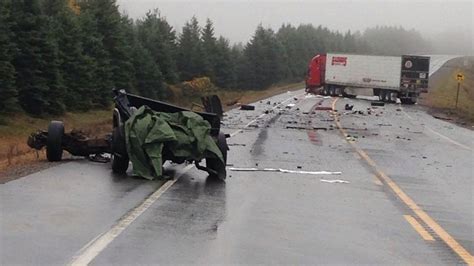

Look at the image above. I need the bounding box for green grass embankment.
[420,57,474,123]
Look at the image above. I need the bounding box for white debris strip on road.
[320,179,350,184]
[229,167,342,175]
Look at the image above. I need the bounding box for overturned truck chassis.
[27,90,229,180]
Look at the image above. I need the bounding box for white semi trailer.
[305,53,430,104]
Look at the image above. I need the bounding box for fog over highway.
[116,0,473,55]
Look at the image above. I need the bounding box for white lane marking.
[69,90,306,265]
[68,164,194,266]
[401,108,473,151]
[229,92,305,137]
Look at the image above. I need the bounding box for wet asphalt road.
[1,60,473,265]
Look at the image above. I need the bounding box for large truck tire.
[387,91,396,103]
[111,126,129,174]
[321,86,328,96]
[46,121,64,162]
[401,98,417,105]
[379,90,386,102]
[342,88,355,98]
[207,132,228,181]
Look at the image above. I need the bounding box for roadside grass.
[420,57,474,123]
[168,81,305,111]
[0,81,303,172]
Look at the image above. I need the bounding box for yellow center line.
[331,98,474,265]
[404,215,435,241]
[373,175,383,186]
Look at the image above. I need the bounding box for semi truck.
[305,53,430,104]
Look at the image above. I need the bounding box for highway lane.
[85,92,471,265]
[1,57,473,265]
[3,90,471,265]
[0,160,167,265]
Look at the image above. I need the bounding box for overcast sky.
[116,0,473,44]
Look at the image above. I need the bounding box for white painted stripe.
[68,164,194,266]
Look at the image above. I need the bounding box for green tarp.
[125,106,224,180]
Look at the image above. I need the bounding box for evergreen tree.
[276,24,301,79]
[342,30,357,52]
[362,25,430,55]
[43,0,96,111]
[77,0,112,107]
[177,17,206,81]
[213,36,235,88]
[0,0,18,113]
[79,0,134,107]
[131,40,166,99]
[136,9,179,83]
[201,18,217,80]
[242,25,287,89]
[11,0,64,115]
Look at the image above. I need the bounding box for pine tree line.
[0,0,430,116]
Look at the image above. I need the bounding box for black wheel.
[207,132,228,180]
[111,126,129,174]
[387,91,397,103]
[387,92,392,102]
[321,86,327,96]
[343,88,356,98]
[207,95,224,117]
[380,90,387,102]
[46,121,64,162]
[401,98,416,105]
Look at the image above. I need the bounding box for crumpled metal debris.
[371,101,385,106]
[240,104,255,110]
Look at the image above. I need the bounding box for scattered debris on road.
[286,126,308,130]
[371,101,385,107]
[89,153,111,163]
[345,104,354,110]
[433,115,453,121]
[229,167,342,175]
[320,179,350,184]
[240,104,255,110]
[315,106,333,111]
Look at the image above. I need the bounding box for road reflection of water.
[165,172,227,238]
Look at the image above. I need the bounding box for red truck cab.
[305,54,326,93]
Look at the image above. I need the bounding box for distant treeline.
[0,0,431,116]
